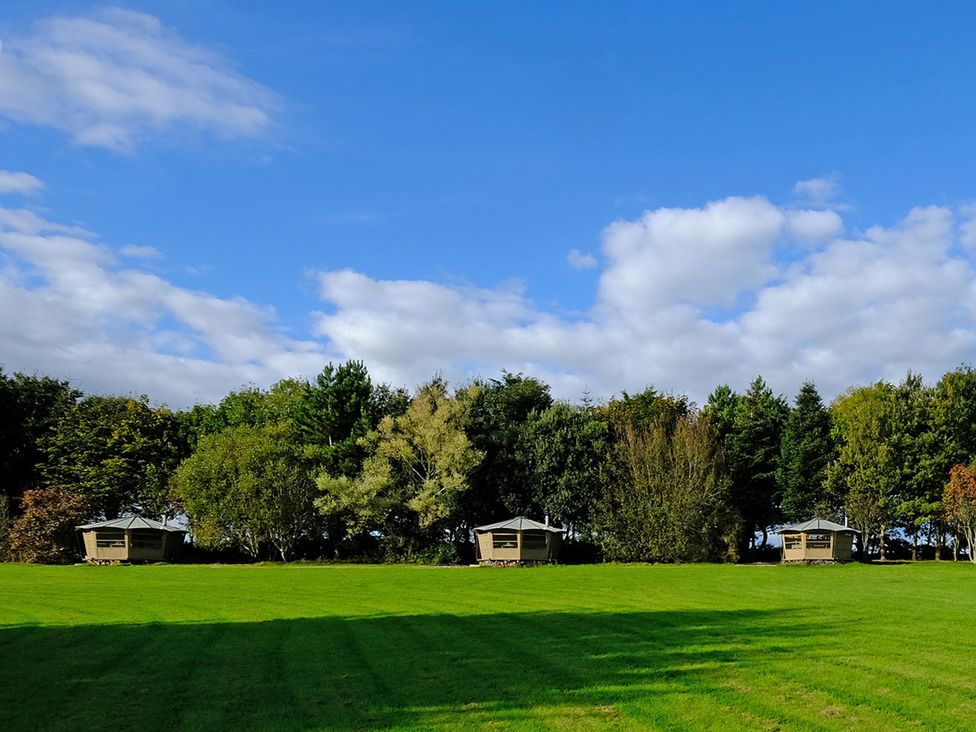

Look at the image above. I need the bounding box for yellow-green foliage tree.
[317,379,483,556]
[827,383,899,559]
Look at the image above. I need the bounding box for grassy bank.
[1,562,974,730]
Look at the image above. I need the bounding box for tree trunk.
[859,530,869,562]
[911,530,918,562]
[879,524,887,561]
[954,531,960,561]
[935,525,943,561]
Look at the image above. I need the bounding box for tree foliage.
[778,382,834,522]
[8,487,89,564]
[727,377,788,551]
[40,395,185,520]
[828,383,899,557]
[944,464,976,563]
[12,359,976,564]
[597,411,736,562]
[317,379,483,557]
[462,373,552,524]
[294,361,375,478]
[172,424,317,560]
[523,402,609,534]
[0,370,78,503]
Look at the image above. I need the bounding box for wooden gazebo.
[77,516,186,564]
[776,518,856,562]
[474,516,563,564]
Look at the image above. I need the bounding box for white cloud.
[597,196,784,318]
[6,179,976,409]
[786,209,843,242]
[0,202,330,407]
[0,7,276,152]
[793,175,841,205]
[567,249,597,270]
[311,197,976,404]
[0,170,44,195]
[959,202,976,253]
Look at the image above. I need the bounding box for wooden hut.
[776,518,856,562]
[77,516,186,564]
[474,516,563,564]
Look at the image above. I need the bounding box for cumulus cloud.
[597,196,784,317]
[959,202,976,253]
[311,196,976,404]
[786,209,844,242]
[0,7,276,152]
[7,181,976,409]
[567,249,597,270]
[0,170,44,195]
[0,202,330,407]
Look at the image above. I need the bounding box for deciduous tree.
[41,395,185,519]
[317,379,483,557]
[0,370,78,505]
[523,402,609,535]
[172,424,317,561]
[828,383,899,559]
[597,410,736,563]
[944,464,976,563]
[8,487,89,564]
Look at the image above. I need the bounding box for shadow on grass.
[0,608,833,730]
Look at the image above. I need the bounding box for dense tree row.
[4,362,976,564]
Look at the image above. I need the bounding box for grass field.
[1,563,974,731]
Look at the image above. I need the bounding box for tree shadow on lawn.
[0,608,834,730]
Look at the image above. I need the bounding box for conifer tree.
[778,382,834,521]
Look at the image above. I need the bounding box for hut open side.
[474,516,563,564]
[77,516,186,563]
[776,518,856,562]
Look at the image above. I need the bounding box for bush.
[9,487,89,563]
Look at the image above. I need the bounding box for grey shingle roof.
[776,518,856,534]
[473,516,563,533]
[77,516,186,532]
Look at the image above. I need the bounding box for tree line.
[3,362,976,564]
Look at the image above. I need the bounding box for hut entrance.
[474,516,563,565]
[776,519,856,563]
[78,516,186,564]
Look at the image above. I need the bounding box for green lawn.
[1,563,974,730]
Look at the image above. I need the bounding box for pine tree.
[778,382,834,522]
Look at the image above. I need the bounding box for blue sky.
[2,2,976,407]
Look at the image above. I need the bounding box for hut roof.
[776,518,856,534]
[77,516,185,533]
[474,516,563,533]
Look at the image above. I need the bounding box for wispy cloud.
[793,175,841,207]
[119,244,161,259]
[0,170,44,195]
[567,249,597,270]
[0,7,277,152]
